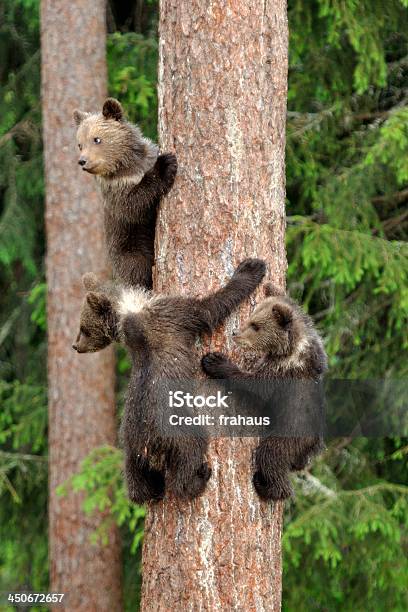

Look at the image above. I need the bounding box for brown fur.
[72,259,267,502]
[74,98,177,288]
[201,283,327,502]
[72,272,125,353]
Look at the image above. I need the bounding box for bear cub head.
[232,282,314,358]
[72,273,118,353]
[73,98,158,179]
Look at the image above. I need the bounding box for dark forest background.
[0,0,407,609]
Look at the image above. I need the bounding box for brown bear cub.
[74,98,177,288]
[73,259,266,503]
[201,282,327,502]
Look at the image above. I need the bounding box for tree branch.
[382,209,408,233]
[372,188,408,206]
[296,471,337,498]
[0,450,47,463]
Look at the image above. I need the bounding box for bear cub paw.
[156,153,178,187]
[185,462,212,500]
[171,462,212,500]
[233,258,266,282]
[253,470,293,501]
[128,459,165,504]
[201,352,230,378]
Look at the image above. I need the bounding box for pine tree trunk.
[41,2,122,609]
[142,1,288,609]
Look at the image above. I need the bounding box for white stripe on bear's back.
[118,286,155,316]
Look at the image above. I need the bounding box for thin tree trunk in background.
[142,1,288,609]
[41,2,122,609]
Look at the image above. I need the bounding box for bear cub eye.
[94,137,102,144]
[250,322,260,331]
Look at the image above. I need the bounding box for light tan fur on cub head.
[233,284,315,367]
[73,98,158,181]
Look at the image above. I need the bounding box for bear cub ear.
[272,303,293,329]
[73,109,89,126]
[86,292,112,316]
[82,272,100,291]
[102,98,124,121]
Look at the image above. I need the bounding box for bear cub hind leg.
[253,468,293,501]
[125,452,165,504]
[166,440,211,500]
[253,438,293,501]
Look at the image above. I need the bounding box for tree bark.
[41,2,122,609]
[142,1,288,610]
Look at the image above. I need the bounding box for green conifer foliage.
[0,1,406,609]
